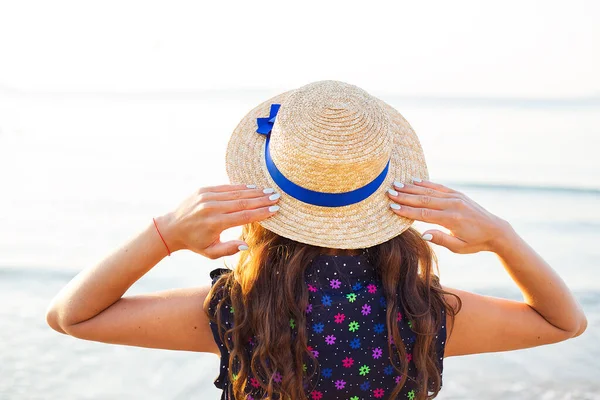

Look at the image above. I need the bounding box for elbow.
[45,301,67,335]
[570,313,588,338]
[559,312,588,340]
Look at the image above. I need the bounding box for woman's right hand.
[387,179,513,254]
[157,184,281,259]
[387,179,588,358]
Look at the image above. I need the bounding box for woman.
[46,81,587,400]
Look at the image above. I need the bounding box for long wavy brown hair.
[204,222,461,400]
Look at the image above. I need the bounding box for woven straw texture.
[225,80,428,249]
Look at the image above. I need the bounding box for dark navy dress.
[208,252,447,399]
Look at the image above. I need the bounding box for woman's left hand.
[157,184,281,259]
[387,179,512,254]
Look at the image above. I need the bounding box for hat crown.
[268,80,392,193]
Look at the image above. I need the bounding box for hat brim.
[225,90,429,249]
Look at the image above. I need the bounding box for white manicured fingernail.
[393,181,404,188]
[390,203,401,210]
[412,177,422,183]
[388,188,398,196]
[246,184,257,189]
[422,233,433,241]
[238,244,249,251]
[263,188,275,194]
[269,193,280,201]
[268,205,280,212]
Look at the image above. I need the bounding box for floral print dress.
[208,251,447,399]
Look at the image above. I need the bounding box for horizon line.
[1,84,599,108]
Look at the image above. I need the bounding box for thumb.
[203,240,249,259]
[421,229,466,253]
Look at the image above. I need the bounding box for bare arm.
[387,179,587,357]
[46,184,280,352]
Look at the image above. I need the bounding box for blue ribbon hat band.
[256,104,390,208]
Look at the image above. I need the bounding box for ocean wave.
[447,181,600,195]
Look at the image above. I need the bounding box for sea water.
[0,90,598,399]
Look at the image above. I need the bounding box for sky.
[0,0,598,98]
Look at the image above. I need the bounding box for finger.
[211,192,281,214]
[219,204,280,230]
[198,184,260,194]
[389,203,447,225]
[387,188,452,211]
[421,229,467,253]
[203,239,249,260]
[409,178,457,194]
[392,182,452,199]
[202,187,277,202]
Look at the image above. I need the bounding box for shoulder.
[440,285,462,337]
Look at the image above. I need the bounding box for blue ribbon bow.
[255,104,390,207]
[256,104,281,135]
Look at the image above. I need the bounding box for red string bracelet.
[152,217,171,257]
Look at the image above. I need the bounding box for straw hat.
[225,80,428,249]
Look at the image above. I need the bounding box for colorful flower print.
[334,380,346,390]
[208,252,447,399]
[372,347,383,359]
[325,335,336,345]
[342,357,354,368]
[359,365,370,376]
[334,313,346,324]
[361,304,371,316]
[313,322,325,333]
